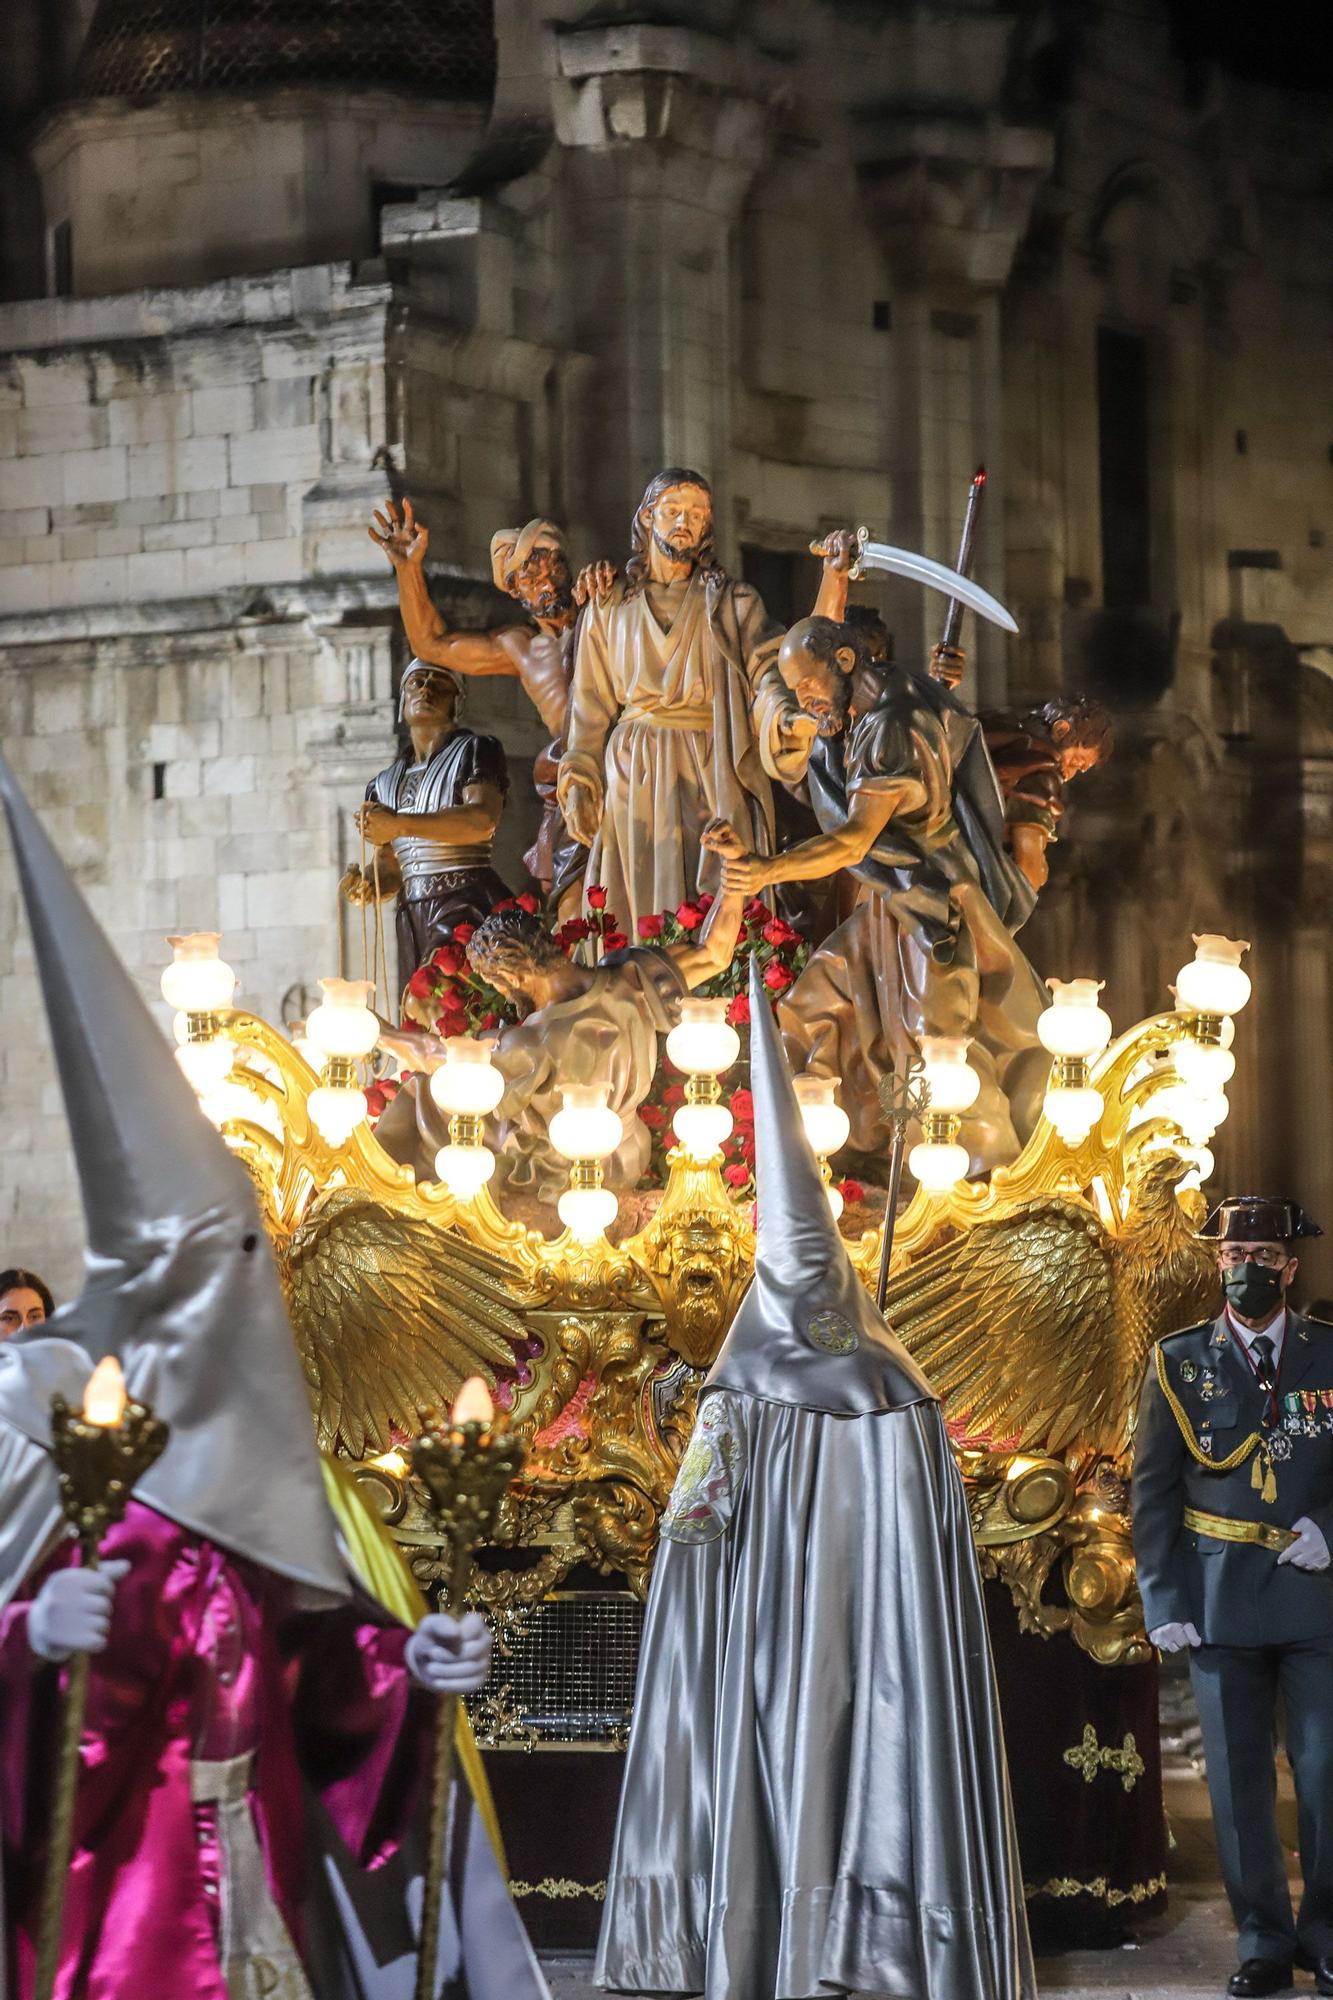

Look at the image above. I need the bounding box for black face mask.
[1223,1261,1285,1320]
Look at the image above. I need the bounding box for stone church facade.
[1,0,1330,1295]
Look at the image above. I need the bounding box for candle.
[450,1377,494,1428]
[82,1356,127,1429]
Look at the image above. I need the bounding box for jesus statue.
[557,468,815,931]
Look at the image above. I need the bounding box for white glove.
[406,1610,492,1695]
[1149,1620,1202,1653]
[28,1561,130,1663]
[1277,1516,1331,1572]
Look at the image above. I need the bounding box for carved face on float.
[1050,723,1104,781]
[644,483,712,567]
[777,619,856,736]
[511,540,573,620]
[400,663,460,730]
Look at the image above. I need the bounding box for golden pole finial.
[34,1358,168,2000]
[410,1378,526,2000]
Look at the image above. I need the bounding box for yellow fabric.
[1182,1505,1295,1554]
[318,1455,506,1871]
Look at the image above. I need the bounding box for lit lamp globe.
[429,1037,505,1200]
[161,932,237,1094]
[1175,935,1252,1019]
[1157,1082,1231,1147]
[666,998,741,1162]
[305,978,379,1146]
[793,1076,851,1216]
[1038,978,1112,1146]
[907,1036,979,1195]
[549,1084,624,1244]
[1171,1027,1236,1095]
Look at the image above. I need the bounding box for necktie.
[1252,1335,1277,1393]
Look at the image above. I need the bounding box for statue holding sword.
[711,500,1049,1172]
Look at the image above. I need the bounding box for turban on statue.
[489,518,567,594]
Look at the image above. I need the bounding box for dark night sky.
[1167,0,1333,91]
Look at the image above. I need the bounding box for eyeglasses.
[1218,1246,1289,1268]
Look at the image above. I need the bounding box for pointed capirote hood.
[0,753,348,1601]
[705,960,936,1415]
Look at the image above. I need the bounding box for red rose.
[837,1178,865,1206]
[723,1162,750,1189]
[492,899,517,915]
[743,897,769,923]
[517,891,540,914]
[726,993,750,1027]
[697,892,715,912]
[432,946,464,977]
[479,1011,499,1030]
[364,1085,386,1117]
[762,916,799,949]
[662,1083,686,1107]
[763,961,793,993]
[738,1130,756,1164]
[638,1104,666,1130]
[587,885,608,910]
[728,1087,754,1123]
[407,966,437,999]
[602,930,629,953]
[675,901,704,931]
[637,913,665,940]
[453,923,475,945]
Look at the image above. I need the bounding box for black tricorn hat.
[1199,1195,1324,1244]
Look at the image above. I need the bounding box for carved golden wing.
[275,1187,529,1457]
[883,1196,1130,1463]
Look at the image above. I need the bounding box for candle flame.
[83,1356,128,1428]
[370,1448,409,1478]
[451,1377,494,1427]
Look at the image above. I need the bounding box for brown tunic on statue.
[559,571,803,932]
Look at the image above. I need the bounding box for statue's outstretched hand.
[369,497,429,569]
[29,1560,131,1662]
[562,779,599,848]
[572,560,618,606]
[929,643,966,690]
[355,802,399,847]
[809,526,859,574]
[700,818,746,860]
[406,1610,492,1694]
[720,853,767,896]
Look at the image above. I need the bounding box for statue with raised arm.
[714,603,1049,1174]
[375,841,745,1208]
[368,500,613,905]
[557,469,815,933]
[342,661,513,991]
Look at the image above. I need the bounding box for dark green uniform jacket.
[1132,1312,1333,1647]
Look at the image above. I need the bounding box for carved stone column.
[550,23,779,556]
[855,108,1052,704]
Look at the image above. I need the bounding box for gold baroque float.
[206,997,1222,1668]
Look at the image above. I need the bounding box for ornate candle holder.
[409,1379,527,2000]
[36,1358,169,2000]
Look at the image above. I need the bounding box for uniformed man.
[1133,1194,1332,1997]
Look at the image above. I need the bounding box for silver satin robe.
[596,958,1035,2000]
[594,1388,1035,2000]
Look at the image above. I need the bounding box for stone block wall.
[0,617,396,1300]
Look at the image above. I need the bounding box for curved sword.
[850,526,1019,634]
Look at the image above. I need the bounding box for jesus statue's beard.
[652,528,707,568]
